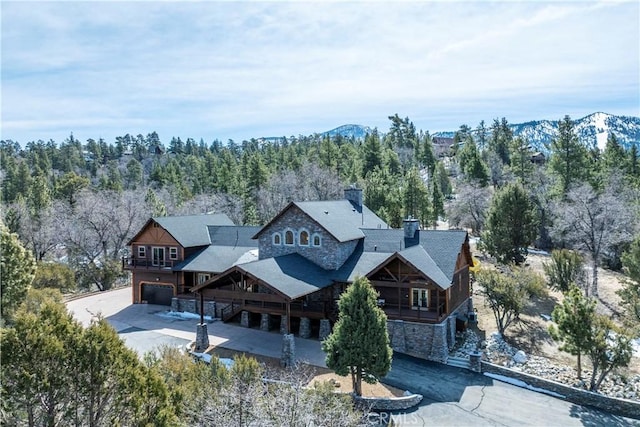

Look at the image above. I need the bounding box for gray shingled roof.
[239,254,335,300]
[397,245,451,289]
[194,226,467,300]
[292,200,388,242]
[174,246,258,273]
[153,214,234,247]
[361,229,467,281]
[208,226,261,246]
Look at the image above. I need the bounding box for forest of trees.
[1,114,639,296]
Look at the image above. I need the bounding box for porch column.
[280,314,288,335]
[319,319,331,340]
[260,313,271,331]
[241,311,250,328]
[299,317,311,339]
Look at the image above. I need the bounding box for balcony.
[122,256,175,270]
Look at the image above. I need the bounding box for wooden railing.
[221,302,244,322]
[122,256,175,270]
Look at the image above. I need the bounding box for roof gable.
[253,200,388,242]
[129,213,234,247]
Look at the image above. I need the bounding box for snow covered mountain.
[511,112,640,152]
[321,124,374,139]
[262,113,639,151]
[435,113,640,153]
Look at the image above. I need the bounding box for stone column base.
[241,310,250,328]
[299,317,311,338]
[280,314,288,335]
[195,323,209,353]
[260,313,271,331]
[281,333,295,368]
[319,319,331,340]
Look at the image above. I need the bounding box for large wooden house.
[125,188,474,362]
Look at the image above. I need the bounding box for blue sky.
[2,0,639,145]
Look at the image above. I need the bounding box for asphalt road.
[66,287,640,426]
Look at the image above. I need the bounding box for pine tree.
[361,131,383,176]
[322,277,392,396]
[0,221,36,322]
[543,249,585,294]
[431,175,444,228]
[618,236,640,332]
[481,182,538,265]
[548,115,589,197]
[549,286,596,379]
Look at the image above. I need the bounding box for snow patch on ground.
[155,310,215,322]
[632,339,640,357]
[484,372,566,399]
[191,352,235,369]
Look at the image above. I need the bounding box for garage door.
[141,283,174,306]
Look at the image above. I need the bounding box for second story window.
[299,230,309,246]
[273,232,282,245]
[285,230,294,246]
[312,233,322,247]
[169,247,178,260]
[138,246,146,258]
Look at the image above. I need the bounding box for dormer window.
[312,233,322,247]
[284,230,294,246]
[272,232,282,246]
[299,230,309,246]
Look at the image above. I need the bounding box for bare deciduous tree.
[551,184,636,297]
[446,182,491,235]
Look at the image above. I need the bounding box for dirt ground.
[209,347,405,397]
[473,251,640,374]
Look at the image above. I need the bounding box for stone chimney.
[403,217,420,245]
[344,185,363,212]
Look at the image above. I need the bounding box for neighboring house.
[125,188,473,363]
[531,151,546,165]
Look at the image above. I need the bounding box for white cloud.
[2,0,638,143]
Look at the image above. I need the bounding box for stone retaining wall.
[353,393,424,411]
[482,362,640,420]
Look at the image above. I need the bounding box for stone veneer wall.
[257,206,358,270]
[387,298,472,363]
[171,298,216,318]
[482,362,640,420]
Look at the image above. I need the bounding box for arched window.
[272,232,282,246]
[299,230,309,246]
[312,233,322,247]
[285,230,294,245]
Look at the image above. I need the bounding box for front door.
[411,288,428,310]
[152,247,165,267]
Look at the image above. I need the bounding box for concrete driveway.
[380,353,639,426]
[66,287,639,426]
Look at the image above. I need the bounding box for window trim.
[272,232,282,246]
[311,233,322,247]
[411,288,429,310]
[197,273,211,285]
[169,247,178,260]
[299,229,310,246]
[138,246,146,258]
